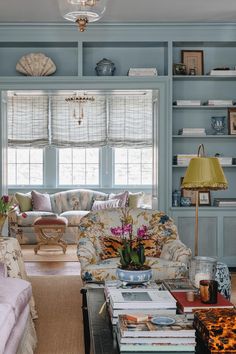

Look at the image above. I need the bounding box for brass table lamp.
[181,144,228,256]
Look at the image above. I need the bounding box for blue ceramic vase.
[95,58,116,76]
[116,267,152,284]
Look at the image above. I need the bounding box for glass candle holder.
[189,256,217,288]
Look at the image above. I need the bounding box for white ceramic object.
[16,53,56,76]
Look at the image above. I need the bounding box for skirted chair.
[77,208,192,282]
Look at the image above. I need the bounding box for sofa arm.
[160,239,192,265]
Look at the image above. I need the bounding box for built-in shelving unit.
[0,24,235,265]
[171,40,236,264]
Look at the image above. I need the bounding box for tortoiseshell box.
[194,308,236,353]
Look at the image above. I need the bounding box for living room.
[0,1,236,354]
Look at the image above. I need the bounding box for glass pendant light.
[58,0,108,32]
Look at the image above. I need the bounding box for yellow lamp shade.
[181,157,228,190]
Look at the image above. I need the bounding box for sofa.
[9,189,148,245]
[0,263,37,354]
[77,208,192,282]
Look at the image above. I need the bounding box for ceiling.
[0,0,236,24]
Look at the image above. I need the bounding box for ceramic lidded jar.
[95,58,116,76]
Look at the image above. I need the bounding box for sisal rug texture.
[21,244,78,262]
[30,275,84,354]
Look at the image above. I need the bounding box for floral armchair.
[77,208,192,282]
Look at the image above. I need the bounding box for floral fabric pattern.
[77,208,192,282]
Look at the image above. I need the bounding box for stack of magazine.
[104,281,176,325]
[116,314,196,352]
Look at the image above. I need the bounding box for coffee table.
[81,287,210,354]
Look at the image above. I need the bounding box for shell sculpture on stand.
[16,53,56,76]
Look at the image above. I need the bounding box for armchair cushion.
[99,235,159,260]
[81,257,188,282]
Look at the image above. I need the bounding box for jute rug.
[30,275,84,354]
[21,244,78,262]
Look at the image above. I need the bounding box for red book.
[171,291,234,313]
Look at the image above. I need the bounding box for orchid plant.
[0,195,14,215]
[110,222,149,270]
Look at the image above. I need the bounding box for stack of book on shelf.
[207,99,233,106]
[116,314,196,352]
[178,128,206,136]
[209,69,236,76]
[213,198,236,207]
[128,68,158,76]
[173,154,197,166]
[173,100,201,106]
[194,308,236,353]
[104,281,176,325]
[216,156,232,166]
[171,291,234,320]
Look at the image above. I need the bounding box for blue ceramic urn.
[95,58,116,76]
[116,268,152,285]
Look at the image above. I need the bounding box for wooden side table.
[33,216,68,254]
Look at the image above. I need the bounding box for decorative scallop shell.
[16,53,56,76]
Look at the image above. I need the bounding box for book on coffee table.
[117,315,195,342]
[172,291,234,313]
[163,278,197,292]
[108,288,176,310]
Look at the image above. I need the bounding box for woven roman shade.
[50,96,107,147]
[107,95,153,147]
[8,96,49,147]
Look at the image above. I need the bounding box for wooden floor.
[25,261,80,276]
[25,261,236,304]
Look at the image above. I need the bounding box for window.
[58,148,99,185]
[8,148,43,186]
[114,148,152,186]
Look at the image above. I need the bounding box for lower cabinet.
[170,208,236,267]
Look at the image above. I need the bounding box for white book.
[118,335,196,345]
[182,128,205,132]
[117,342,196,352]
[128,68,158,76]
[210,70,236,76]
[111,307,176,317]
[108,289,176,310]
[129,68,157,73]
[207,100,233,106]
[175,100,201,106]
[217,157,232,165]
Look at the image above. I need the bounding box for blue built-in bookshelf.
[0,23,235,265]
